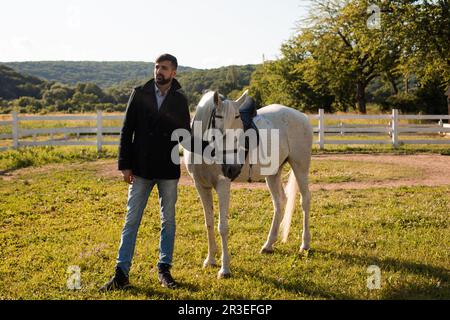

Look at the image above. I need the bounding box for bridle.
[199,98,258,182]
[206,106,241,132]
[205,103,243,164]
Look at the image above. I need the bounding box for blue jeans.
[116,176,178,277]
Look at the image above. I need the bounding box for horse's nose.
[222,164,242,181]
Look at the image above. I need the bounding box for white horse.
[183,90,313,278]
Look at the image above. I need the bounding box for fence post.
[12,111,19,149]
[97,110,103,153]
[318,109,325,150]
[391,109,399,149]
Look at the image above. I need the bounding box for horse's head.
[195,89,250,180]
[211,90,246,132]
[211,90,249,181]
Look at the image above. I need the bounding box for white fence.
[311,109,450,149]
[0,109,449,152]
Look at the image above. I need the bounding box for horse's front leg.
[216,180,231,278]
[195,183,217,268]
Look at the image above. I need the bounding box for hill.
[2,61,198,88]
[0,63,257,113]
[0,64,48,100]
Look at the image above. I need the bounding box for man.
[100,54,190,291]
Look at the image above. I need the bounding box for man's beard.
[156,75,171,85]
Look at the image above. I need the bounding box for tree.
[249,0,448,114]
[70,92,100,106]
[249,55,334,112]
[393,0,450,114]
[42,83,74,104]
[296,0,404,113]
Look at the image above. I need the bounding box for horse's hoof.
[203,261,217,268]
[217,271,231,279]
[299,247,311,257]
[260,247,274,254]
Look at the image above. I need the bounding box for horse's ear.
[213,91,222,109]
[235,89,249,107]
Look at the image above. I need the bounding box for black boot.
[99,266,130,292]
[157,264,177,289]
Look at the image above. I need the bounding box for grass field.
[0,154,448,300]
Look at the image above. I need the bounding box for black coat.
[118,78,190,179]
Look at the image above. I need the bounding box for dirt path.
[308,154,450,191]
[2,154,449,191]
[84,154,450,191]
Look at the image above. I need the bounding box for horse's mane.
[192,91,217,134]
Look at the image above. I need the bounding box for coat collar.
[142,78,182,96]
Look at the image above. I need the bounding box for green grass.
[0,146,117,172]
[0,113,123,135]
[313,144,450,155]
[269,159,422,185]
[309,160,422,184]
[0,162,448,299]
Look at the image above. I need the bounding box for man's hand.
[121,169,134,184]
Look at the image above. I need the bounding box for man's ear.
[213,91,222,109]
[235,89,249,107]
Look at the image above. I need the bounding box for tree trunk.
[447,96,450,123]
[447,85,450,123]
[390,79,399,95]
[405,76,409,94]
[356,82,367,114]
[386,72,398,95]
[447,85,450,115]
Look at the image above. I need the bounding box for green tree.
[298,0,403,113]
[249,0,448,114]
[42,83,74,104]
[394,0,450,114]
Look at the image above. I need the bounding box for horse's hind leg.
[261,170,286,254]
[196,183,217,267]
[289,160,311,251]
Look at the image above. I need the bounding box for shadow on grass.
[233,250,353,300]
[311,248,449,299]
[315,248,449,281]
[230,247,448,300]
[233,267,353,300]
[0,168,16,176]
[124,280,203,299]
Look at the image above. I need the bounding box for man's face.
[154,60,176,85]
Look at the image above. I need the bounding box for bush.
[385,93,421,113]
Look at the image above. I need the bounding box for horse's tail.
[280,170,298,243]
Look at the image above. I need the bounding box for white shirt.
[155,84,170,110]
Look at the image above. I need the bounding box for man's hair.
[155,53,178,70]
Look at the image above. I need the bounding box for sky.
[0,0,311,69]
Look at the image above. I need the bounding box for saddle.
[239,97,259,145]
[239,97,260,182]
